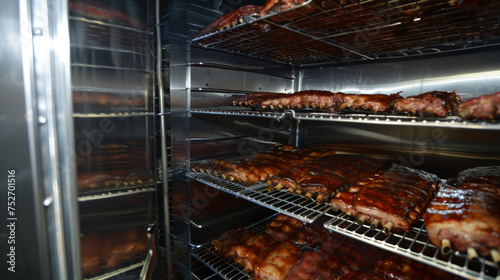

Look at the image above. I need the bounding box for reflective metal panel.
[302,47,500,99]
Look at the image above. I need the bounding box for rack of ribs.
[328,92,403,114]
[393,90,462,117]
[265,214,329,247]
[457,92,500,120]
[330,164,440,233]
[232,91,403,113]
[211,228,277,272]
[252,240,302,280]
[190,144,336,185]
[268,153,384,204]
[423,166,500,261]
[285,250,354,280]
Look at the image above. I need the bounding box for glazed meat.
[196,5,262,37]
[269,154,383,203]
[265,214,329,247]
[374,251,458,280]
[211,228,277,272]
[265,214,305,242]
[351,93,404,113]
[253,241,302,280]
[393,90,462,117]
[457,92,500,120]
[330,164,439,233]
[423,184,500,257]
[286,251,354,280]
[191,144,336,185]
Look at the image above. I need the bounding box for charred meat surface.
[331,164,439,233]
[393,90,462,117]
[196,5,262,37]
[448,165,500,196]
[423,184,500,257]
[457,92,500,120]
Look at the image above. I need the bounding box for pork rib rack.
[393,90,462,117]
[423,166,500,260]
[232,90,403,114]
[190,144,336,185]
[265,214,329,248]
[211,228,277,272]
[330,164,440,233]
[268,153,384,204]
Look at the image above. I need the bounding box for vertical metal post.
[156,0,173,278]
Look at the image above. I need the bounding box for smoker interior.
[167,1,500,280]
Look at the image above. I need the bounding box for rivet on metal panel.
[43,197,53,206]
[33,28,43,35]
[38,116,47,124]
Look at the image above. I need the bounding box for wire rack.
[192,0,500,66]
[191,215,277,280]
[190,173,330,223]
[190,171,500,279]
[191,109,500,129]
[323,210,499,280]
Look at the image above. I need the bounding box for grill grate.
[323,210,499,280]
[192,0,500,66]
[192,216,277,280]
[191,173,330,223]
[191,109,500,130]
[190,173,499,279]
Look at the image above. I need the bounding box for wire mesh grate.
[191,109,500,129]
[191,173,330,223]
[192,0,500,66]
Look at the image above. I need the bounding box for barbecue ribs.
[265,214,328,247]
[330,164,439,233]
[393,90,462,117]
[423,167,500,258]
